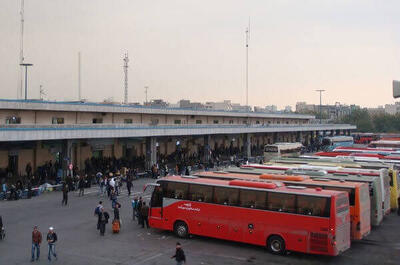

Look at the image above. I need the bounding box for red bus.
[147,175,351,256]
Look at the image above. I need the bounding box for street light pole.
[20,63,33,100]
[315,89,325,124]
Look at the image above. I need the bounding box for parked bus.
[263,142,302,162]
[147,175,351,256]
[322,136,354,151]
[226,167,384,226]
[196,171,370,240]
[272,156,400,211]
[369,140,400,148]
[243,163,391,216]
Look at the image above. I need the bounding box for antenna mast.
[19,0,25,99]
[123,53,129,104]
[245,18,250,110]
[78,52,81,101]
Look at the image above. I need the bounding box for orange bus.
[196,171,370,240]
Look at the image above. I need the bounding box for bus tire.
[267,235,286,255]
[174,221,188,238]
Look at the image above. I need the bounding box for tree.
[340,109,374,132]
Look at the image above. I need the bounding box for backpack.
[94,206,100,215]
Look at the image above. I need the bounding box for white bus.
[264,142,303,162]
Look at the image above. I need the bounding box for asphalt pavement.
[0,177,399,265]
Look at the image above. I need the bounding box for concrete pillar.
[145,137,157,170]
[273,132,278,143]
[203,135,211,162]
[245,133,251,158]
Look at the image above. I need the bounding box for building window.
[229,120,234,124]
[124,119,133,124]
[213,120,219,124]
[277,121,280,124]
[268,121,271,124]
[6,116,21,124]
[256,121,260,124]
[52,117,64,124]
[196,120,202,124]
[174,120,181,124]
[92,118,103,124]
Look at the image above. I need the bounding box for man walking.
[31,226,42,262]
[98,208,109,236]
[47,227,57,261]
[137,197,143,226]
[131,197,138,221]
[141,202,149,229]
[126,175,132,196]
[171,242,186,265]
[78,176,85,197]
[62,183,69,206]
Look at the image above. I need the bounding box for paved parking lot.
[0,178,399,265]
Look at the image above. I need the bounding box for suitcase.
[112,220,120,233]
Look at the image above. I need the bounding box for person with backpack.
[46,227,57,261]
[94,201,103,230]
[131,197,138,221]
[98,208,109,236]
[171,242,186,265]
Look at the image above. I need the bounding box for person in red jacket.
[31,226,42,262]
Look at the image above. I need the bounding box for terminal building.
[0,99,355,177]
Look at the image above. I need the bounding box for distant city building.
[178,99,205,109]
[145,99,169,108]
[367,106,385,116]
[284,106,292,113]
[296,102,358,120]
[384,102,400,115]
[254,105,278,113]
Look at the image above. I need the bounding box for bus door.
[144,183,162,220]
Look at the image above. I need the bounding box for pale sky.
[1,0,400,109]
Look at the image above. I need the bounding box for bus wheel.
[174,221,188,238]
[267,235,286,255]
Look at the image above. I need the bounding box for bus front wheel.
[267,235,286,255]
[174,221,188,238]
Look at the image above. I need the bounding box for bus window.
[297,195,330,217]
[389,171,393,187]
[151,186,163,207]
[336,195,350,214]
[268,192,296,213]
[188,184,213,203]
[324,187,355,206]
[213,187,239,206]
[165,182,188,200]
[239,189,267,209]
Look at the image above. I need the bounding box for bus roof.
[160,175,343,197]
[196,171,364,188]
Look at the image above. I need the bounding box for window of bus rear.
[336,194,349,214]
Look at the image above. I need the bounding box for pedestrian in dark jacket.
[46,227,57,261]
[98,208,109,236]
[62,183,69,206]
[171,242,186,265]
[114,202,120,221]
[78,176,85,196]
[141,202,149,229]
[132,197,138,221]
[126,175,132,196]
[31,226,42,262]
[137,197,143,226]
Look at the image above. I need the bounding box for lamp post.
[315,89,325,124]
[20,63,33,100]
